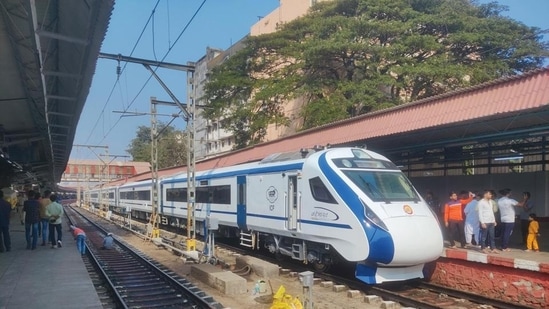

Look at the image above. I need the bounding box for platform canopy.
[0,0,114,187]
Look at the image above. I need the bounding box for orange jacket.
[444,199,463,223]
[444,196,472,223]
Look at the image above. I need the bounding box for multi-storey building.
[194,47,224,159]
[194,0,326,159]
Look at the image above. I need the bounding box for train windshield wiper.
[359,176,390,204]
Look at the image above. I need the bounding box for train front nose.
[355,215,443,284]
[383,216,444,265]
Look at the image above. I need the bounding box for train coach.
[91,147,444,284]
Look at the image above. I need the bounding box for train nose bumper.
[355,263,426,284]
[384,216,444,265]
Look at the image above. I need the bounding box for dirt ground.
[91,211,377,309]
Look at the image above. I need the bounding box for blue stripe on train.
[317,153,394,264]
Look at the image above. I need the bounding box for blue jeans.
[481,223,496,250]
[500,222,514,250]
[25,222,39,249]
[40,219,49,244]
[76,234,86,255]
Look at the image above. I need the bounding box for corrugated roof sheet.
[112,68,549,184]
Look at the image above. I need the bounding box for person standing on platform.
[519,192,534,246]
[102,232,114,250]
[444,191,471,248]
[464,193,481,248]
[70,225,87,255]
[478,189,499,254]
[0,190,12,252]
[39,190,51,246]
[16,192,25,225]
[46,194,64,249]
[497,188,520,251]
[23,190,40,250]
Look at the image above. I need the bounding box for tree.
[204,0,548,148]
[126,123,187,169]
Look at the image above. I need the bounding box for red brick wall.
[430,258,548,307]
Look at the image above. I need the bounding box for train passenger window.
[195,185,231,204]
[309,177,337,204]
[212,185,231,204]
[166,188,187,202]
[136,190,151,200]
[196,187,210,203]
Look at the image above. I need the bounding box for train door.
[287,175,299,230]
[237,175,247,230]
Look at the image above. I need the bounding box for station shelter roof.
[119,67,549,184]
[0,0,114,187]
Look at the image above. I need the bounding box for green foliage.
[126,123,187,169]
[204,0,548,148]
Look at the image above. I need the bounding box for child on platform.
[525,214,540,252]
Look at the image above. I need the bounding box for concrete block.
[279,268,291,275]
[312,278,322,285]
[214,271,247,295]
[320,281,334,288]
[235,255,279,279]
[380,301,400,309]
[347,290,361,298]
[332,284,347,292]
[363,295,382,304]
[190,264,246,295]
[191,264,221,286]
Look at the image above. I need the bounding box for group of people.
[22,190,64,250]
[0,189,115,255]
[426,189,540,254]
[0,189,64,252]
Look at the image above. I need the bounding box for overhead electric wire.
[84,0,162,145]
[96,0,208,145]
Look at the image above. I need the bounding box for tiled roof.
[112,68,549,184]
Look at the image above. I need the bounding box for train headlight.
[361,199,388,231]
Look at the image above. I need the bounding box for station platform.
[432,220,549,307]
[0,212,102,309]
[441,219,549,272]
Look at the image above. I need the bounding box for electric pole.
[99,53,197,250]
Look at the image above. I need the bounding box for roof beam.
[46,94,77,101]
[35,30,88,46]
[42,70,81,80]
[50,124,71,129]
[47,111,73,117]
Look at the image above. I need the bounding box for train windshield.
[341,170,419,202]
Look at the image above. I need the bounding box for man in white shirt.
[478,190,498,254]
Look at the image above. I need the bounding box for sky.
[70,0,549,161]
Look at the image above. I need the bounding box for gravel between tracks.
[89,211,376,309]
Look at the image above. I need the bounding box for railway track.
[83,207,532,308]
[66,207,223,309]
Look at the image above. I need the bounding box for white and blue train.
[87,147,443,284]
